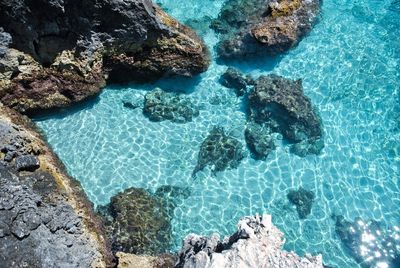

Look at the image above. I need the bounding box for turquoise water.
[34,0,400,267]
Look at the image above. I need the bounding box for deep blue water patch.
[34,0,400,267]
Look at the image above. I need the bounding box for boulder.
[248,74,324,156]
[220,67,254,97]
[212,0,321,59]
[244,122,275,160]
[176,214,323,268]
[143,88,199,123]
[287,187,315,219]
[193,127,245,177]
[15,155,40,172]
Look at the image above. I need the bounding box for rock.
[123,101,140,110]
[0,0,210,113]
[98,187,172,255]
[248,74,324,156]
[0,106,113,267]
[220,68,254,96]
[176,214,323,268]
[143,88,199,123]
[155,185,191,216]
[287,187,315,219]
[335,215,400,267]
[116,252,177,268]
[193,127,245,177]
[15,155,40,171]
[244,122,275,160]
[212,0,321,59]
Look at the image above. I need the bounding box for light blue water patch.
[34,0,400,267]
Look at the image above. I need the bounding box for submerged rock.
[335,216,400,267]
[176,214,323,267]
[193,127,245,177]
[248,74,324,156]
[287,187,315,219]
[143,88,199,123]
[220,67,254,97]
[245,122,276,160]
[98,187,172,255]
[0,0,209,113]
[0,106,112,267]
[212,0,321,59]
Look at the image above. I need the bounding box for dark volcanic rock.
[0,0,209,113]
[99,187,172,255]
[15,155,40,171]
[143,88,199,123]
[245,122,275,160]
[335,216,400,267]
[0,106,111,267]
[248,74,324,156]
[287,187,315,219]
[220,67,254,96]
[212,0,321,59]
[193,127,245,177]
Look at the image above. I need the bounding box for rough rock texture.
[0,0,209,113]
[98,187,172,255]
[287,187,315,219]
[176,214,323,268]
[0,105,112,267]
[192,127,245,177]
[248,74,324,156]
[211,0,321,59]
[220,67,254,97]
[116,252,177,268]
[245,122,276,160]
[143,88,199,123]
[335,216,400,268]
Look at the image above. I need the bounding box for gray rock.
[15,155,40,171]
[287,187,315,219]
[220,67,254,96]
[245,122,275,160]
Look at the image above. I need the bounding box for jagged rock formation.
[248,74,324,156]
[0,0,210,114]
[211,0,321,58]
[0,105,113,267]
[335,215,400,268]
[193,127,245,177]
[220,67,254,97]
[176,214,323,268]
[287,187,315,219]
[143,88,199,123]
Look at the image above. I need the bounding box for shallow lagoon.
[35,0,400,266]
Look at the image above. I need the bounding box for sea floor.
[34,0,400,267]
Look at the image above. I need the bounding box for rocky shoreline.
[0,0,328,267]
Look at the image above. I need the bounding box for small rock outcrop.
[193,127,245,177]
[116,252,177,268]
[0,0,210,114]
[98,187,172,255]
[335,215,400,268]
[248,74,324,156]
[287,187,315,219]
[211,0,321,59]
[0,105,112,267]
[176,214,323,268]
[220,67,254,97]
[143,88,199,123]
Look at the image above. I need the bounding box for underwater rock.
[287,187,315,219]
[143,88,199,123]
[212,0,321,59]
[0,0,209,113]
[193,127,245,177]
[116,252,177,268]
[220,67,254,97]
[248,74,324,156]
[335,216,400,267]
[155,185,191,215]
[176,214,323,267]
[0,106,112,267]
[245,122,276,160]
[98,187,172,255]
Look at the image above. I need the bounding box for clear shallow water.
[34,0,400,267]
